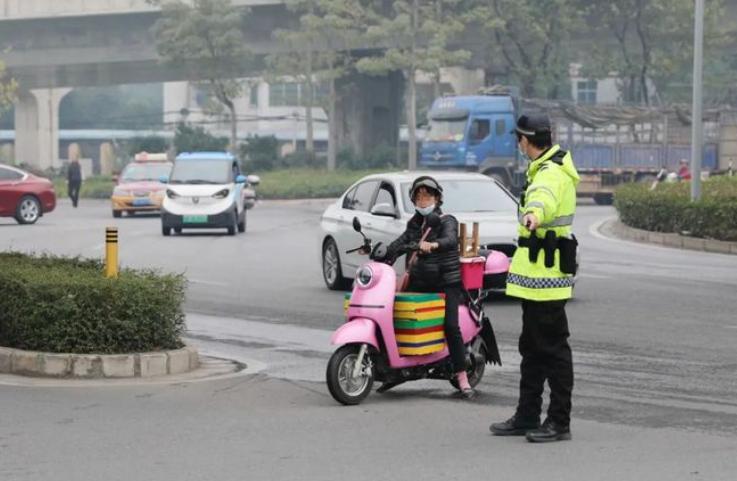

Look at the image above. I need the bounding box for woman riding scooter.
[381,176,474,399]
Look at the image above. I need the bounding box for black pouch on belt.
[543,230,557,268]
[558,235,578,275]
[526,232,542,263]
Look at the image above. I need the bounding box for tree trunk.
[327,75,337,171]
[305,50,315,156]
[407,0,418,170]
[228,102,237,155]
[407,69,417,170]
[433,72,441,99]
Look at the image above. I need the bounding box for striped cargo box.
[393,293,446,356]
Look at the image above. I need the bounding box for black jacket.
[386,209,461,288]
[67,162,82,183]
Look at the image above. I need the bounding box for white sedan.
[319,171,519,291]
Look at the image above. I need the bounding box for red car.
[0,164,56,224]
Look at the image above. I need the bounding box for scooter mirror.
[352,217,362,233]
[425,213,441,229]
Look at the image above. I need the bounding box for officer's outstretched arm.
[524,169,562,226]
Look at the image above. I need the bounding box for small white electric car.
[160,152,259,236]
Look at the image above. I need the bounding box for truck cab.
[420,94,518,188]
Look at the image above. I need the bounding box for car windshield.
[169,158,232,184]
[401,179,517,214]
[426,118,467,142]
[121,163,172,182]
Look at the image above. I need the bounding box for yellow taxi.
[111,152,173,218]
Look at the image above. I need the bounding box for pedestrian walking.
[67,159,82,208]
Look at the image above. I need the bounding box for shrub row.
[614,176,737,241]
[0,253,186,354]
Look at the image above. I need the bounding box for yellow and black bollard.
[105,227,119,278]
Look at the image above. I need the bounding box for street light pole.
[690,0,705,201]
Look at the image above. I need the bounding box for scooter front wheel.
[326,344,374,405]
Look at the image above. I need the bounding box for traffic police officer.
[490,114,580,442]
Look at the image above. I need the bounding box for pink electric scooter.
[326,215,502,405]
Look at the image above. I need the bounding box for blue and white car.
[160,152,259,236]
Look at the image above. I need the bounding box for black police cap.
[514,114,552,136]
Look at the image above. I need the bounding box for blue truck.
[420,94,520,190]
[420,92,722,204]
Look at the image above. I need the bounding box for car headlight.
[356,266,373,288]
[166,189,180,199]
[212,188,230,199]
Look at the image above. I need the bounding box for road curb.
[601,218,737,256]
[0,345,200,379]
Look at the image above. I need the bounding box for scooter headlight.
[356,266,374,288]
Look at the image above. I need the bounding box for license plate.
[132,199,152,206]
[183,215,207,224]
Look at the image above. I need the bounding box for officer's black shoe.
[525,418,571,443]
[489,415,540,436]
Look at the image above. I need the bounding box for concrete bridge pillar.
[335,71,403,159]
[13,87,71,170]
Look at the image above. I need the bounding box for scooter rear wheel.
[326,344,374,405]
[450,345,486,390]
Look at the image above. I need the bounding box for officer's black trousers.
[516,299,573,427]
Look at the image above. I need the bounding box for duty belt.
[518,231,578,274]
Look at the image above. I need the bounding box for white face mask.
[416,204,435,216]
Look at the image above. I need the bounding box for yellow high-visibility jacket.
[506,144,580,301]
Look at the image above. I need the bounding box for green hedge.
[53,176,115,199]
[0,253,186,354]
[257,168,389,199]
[614,176,737,241]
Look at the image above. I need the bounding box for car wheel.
[174,227,182,234]
[323,238,351,290]
[112,210,122,218]
[127,210,135,216]
[238,210,246,233]
[227,209,237,236]
[162,225,171,236]
[15,195,41,225]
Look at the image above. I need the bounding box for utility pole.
[690,0,704,201]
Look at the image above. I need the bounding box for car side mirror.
[370,203,397,218]
[235,174,247,184]
[159,175,169,184]
[352,217,362,233]
[246,174,261,186]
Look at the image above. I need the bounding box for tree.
[269,0,360,171]
[173,122,229,154]
[581,0,725,105]
[356,0,471,169]
[268,1,322,159]
[0,59,18,114]
[469,0,582,99]
[152,0,253,153]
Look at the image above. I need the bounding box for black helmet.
[514,114,552,137]
[410,175,443,203]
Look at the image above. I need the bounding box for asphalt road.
[1,198,736,480]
